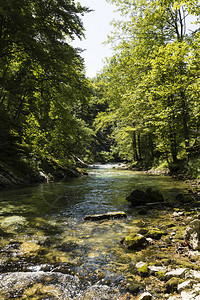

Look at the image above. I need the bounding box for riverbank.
[117,202,200,299]
[0,153,82,189]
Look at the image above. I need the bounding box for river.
[0,164,189,299]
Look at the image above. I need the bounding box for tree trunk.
[132,131,139,161]
[180,91,190,151]
[137,132,142,161]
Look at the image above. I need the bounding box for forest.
[0,0,200,184]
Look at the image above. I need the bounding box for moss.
[19,242,41,256]
[146,228,165,240]
[156,271,166,281]
[123,233,147,250]
[138,264,148,276]
[175,258,195,269]
[165,277,180,293]
[160,258,172,266]
[23,283,61,298]
[137,263,149,277]
[138,228,149,235]
[126,282,140,294]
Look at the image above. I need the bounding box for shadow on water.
[0,164,190,298]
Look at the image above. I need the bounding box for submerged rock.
[0,272,121,299]
[84,211,127,221]
[126,188,164,206]
[19,242,41,256]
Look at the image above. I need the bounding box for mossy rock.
[126,282,141,294]
[19,242,41,256]
[156,271,166,281]
[146,228,165,240]
[165,277,180,293]
[136,262,149,277]
[23,283,61,298]
[138,228,149,235]
[122,234,147,250]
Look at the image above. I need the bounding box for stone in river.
[122,233,147,250]
[84,211,127,221]
[126,188,164,206]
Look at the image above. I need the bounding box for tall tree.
[93,0,200,168]
[0,0,92,164]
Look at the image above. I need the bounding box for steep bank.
[0,153,81,189]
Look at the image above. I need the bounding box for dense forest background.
[0,0,200,182]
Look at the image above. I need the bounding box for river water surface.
[0,164,189,299]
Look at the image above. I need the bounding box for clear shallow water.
[0,164,189,298]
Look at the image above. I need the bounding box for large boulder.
[184,219,200,250]
[126,188,164,206]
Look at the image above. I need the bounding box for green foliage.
[91,0,200,173]
[0,0,93,166]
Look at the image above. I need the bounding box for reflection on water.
[0,164,189,298]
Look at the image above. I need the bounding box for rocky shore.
[116,188,200,299]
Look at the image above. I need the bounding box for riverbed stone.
[177,280,192,292]
[0,215,27,228]
[0,272,122,299]
[23,283,61,298]
[184,219,200,250]
[181,290,200,300]
[193,282,200,293]
[126,188,164,206]
[185,269,200,280]
[135,292,152,300]
[148,265,167,275]
[167,296,182,300]
[122,233,147,250]
[165,268,187,279]
[19,242,41,255]
[165,277,180,293]
[84,211,127,221]
[136,262,149,277]
[146,228,165,240]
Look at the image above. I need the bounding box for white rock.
[184,219,200,250]
[136,292,152,300]
[181,290,198,299]
[148,265,167,274]
[177,280,192,292]
[136,261,147,269]
[193,283,200,293]
[165,268,187,279]
[173,211,184,217]
[186,270,200,280]
[167,296,181,300]
[146,237,154,244]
